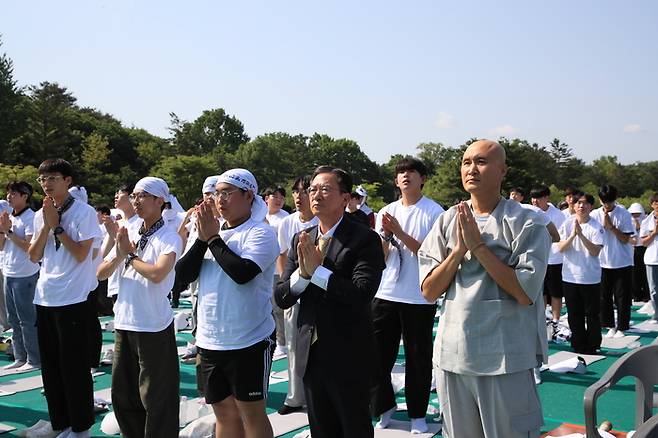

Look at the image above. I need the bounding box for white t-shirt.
[375,196,444,305]
[543,203,567,265]
[266,209,289,233]
[277,211,319,255]
[590,205,634,269]
[640,213,658,265]
[559,218,605,285]
[107,214,142,297]
[112,222,182,332]
[196,218,279,350]
[33,201,103,307]
[2,208,40,278]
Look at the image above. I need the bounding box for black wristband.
[125,252,138,268]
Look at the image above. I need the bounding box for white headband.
[134,177,170,201]
[68,186,88,204]
[202,175,220,195]
[216,168,268,222]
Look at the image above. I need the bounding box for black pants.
[633,246,650,301]
[563,282,602,353]
[600,266,633,331]
[304,343,373,438]
[370,298,436,418]
[85,289,103,368]
[36,302,94,432]
[112,322,180,438]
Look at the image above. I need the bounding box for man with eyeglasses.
[28,159,103,438]
[97,176,182,438]
[273,175,319,415]
[0,181,41,372]
[176,168,278,437]
[275,166,385,438]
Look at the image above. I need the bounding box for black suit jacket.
[275,215,385,379]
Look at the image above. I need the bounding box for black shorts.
[544,264,563,298]
[198,333,275,404]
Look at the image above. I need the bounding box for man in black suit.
[275,166,385,438]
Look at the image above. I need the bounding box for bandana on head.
[216,168,268,222]
[202,175,220,195]
[134,177,170,201]
[68,186,88,204]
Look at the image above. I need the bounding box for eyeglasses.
[307,185,337,196]
[212,189,242,201]
[36,176,63,184]
[128,192,155,202]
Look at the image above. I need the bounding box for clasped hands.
[195,200,220,242]
[297,231,323,279]
[0,212,11,233]
[42,197,60,230]
[452,202,485,257]
[115,227,136,258]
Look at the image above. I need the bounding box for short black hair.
[117,183,135,194]
[263,186,286,198]
[312,166,352,194]
[530,186,551,199]
[350,192,361,199]
[394,157,428,177]
[579,193,596,206]
[564,185,580,196]
[649,192,658,204]
[598,184,618,203]
[6,181,33,201]
[292,175,312,192]
[510,187,525,197]
[38,158,74,179]
[95,205,111,215]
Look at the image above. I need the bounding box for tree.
[416,142,446,176]
[0,37,25,163]
[77,133,118,205]
[151,155,216,208]
[307,134,381,184]
[547,138,587,188]
[169,109,250,158]
[0,163,41,206]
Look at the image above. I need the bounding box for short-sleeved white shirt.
[641,213,658,265]
[33,201,103,307]
[277,211,319,255]
[196,218,279,350]
[541,204,567,265]
[590,205,634,269]
[2,208,40,278]
[112,222,182,332]
[559,218,605,285]
[266,210,289,233]
[106,214,142,297]
[375,196,444,305]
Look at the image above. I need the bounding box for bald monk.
[418,140,550,438]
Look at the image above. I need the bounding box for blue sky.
[3,0,657,164]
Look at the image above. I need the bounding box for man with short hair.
[274,175,319,415]
[275,166,385,438]
[370,157,444,434]
[0,181,41,371]
[530,186,567,328]
[28,159,102,438]
[640,193,658,319]
[419,140,550,438]
[591,184,634,338]
[509,187,525,203]
[97,177,183,438]
[562,186,582,218]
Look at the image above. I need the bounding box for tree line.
[1,38,656,212]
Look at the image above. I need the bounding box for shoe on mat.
[604,328,617,338]
[613,330,625,338]
[278,404,304,415]
[3,360,26,370]
[16,362,39,372]
[100,349,114,365]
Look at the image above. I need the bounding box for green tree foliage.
[307,134,381,184]
[0,163,41,205]
[0,37,24,163]
[151,155,216,208]
[169,109,250,158]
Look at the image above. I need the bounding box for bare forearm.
[611,227,630,243]
[642,231,657,247]
[558,235,575,252]
[97,255,123,281]
[28,227,49,262]
[578,234,602,257]
[58,233,92,263]
[394,229,421,254]
[472,245,532,305]
[421,250,464,302]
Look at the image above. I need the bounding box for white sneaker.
[273,345,288,357]
[533,367,542,385]
[100,349,114,365]
[605,328,617,338]
[15,362,39,372]
[613,330,625,338]
[3,360,26,370]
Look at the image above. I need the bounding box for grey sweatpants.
[437,367,542,438]
[283,302,305,407]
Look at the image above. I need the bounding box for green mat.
[0,301,653,437]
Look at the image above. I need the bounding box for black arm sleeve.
[208,237,262,284]
[174,239,207,288]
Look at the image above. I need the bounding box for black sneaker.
[278,404,304,415]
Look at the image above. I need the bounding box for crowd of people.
[0,139,657,438]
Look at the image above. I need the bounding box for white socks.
[410,417,429,434]
[375,406,397,429]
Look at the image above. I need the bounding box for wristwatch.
[125,252,138,268]
[53,226,65,236]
